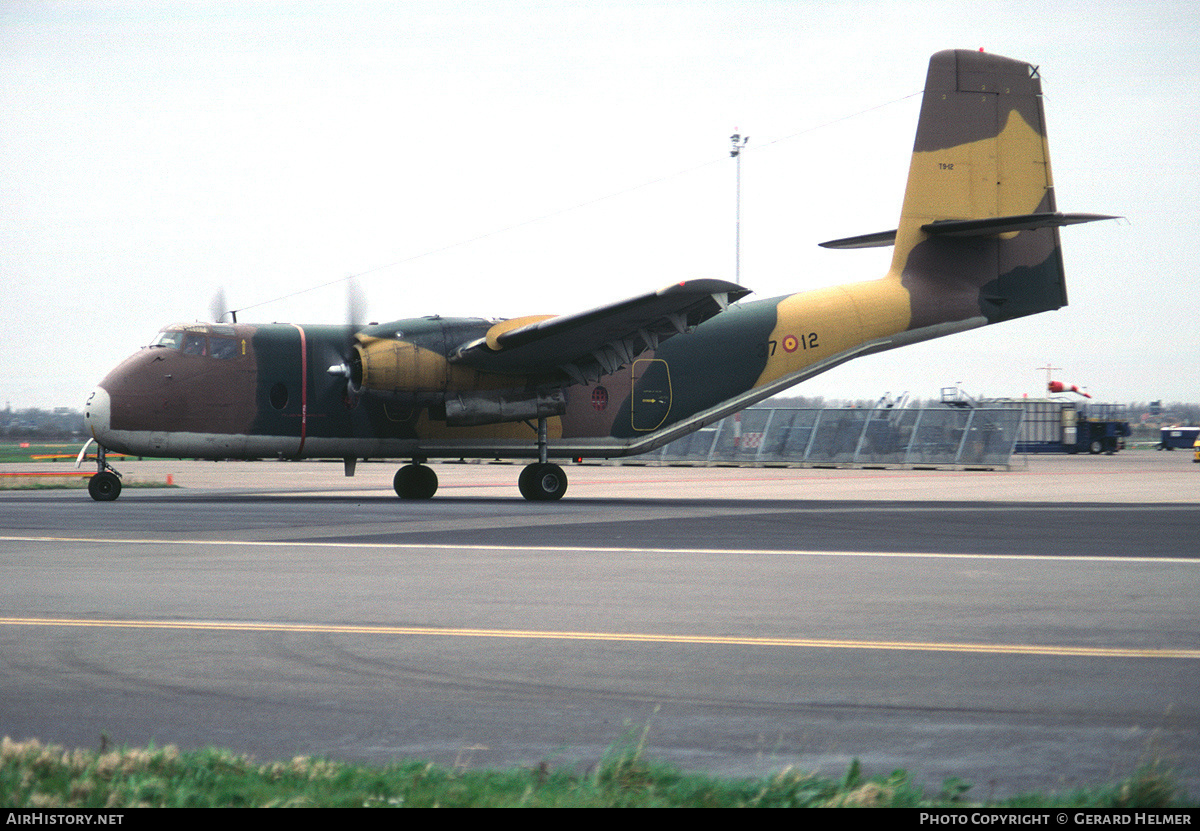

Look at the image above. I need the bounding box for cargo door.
[630,358,671,432]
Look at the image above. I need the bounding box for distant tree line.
[1,407,86,440]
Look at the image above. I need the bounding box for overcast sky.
[3,0,1197,410]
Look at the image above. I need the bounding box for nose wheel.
[86,445,122,502]
[88,471,122,501]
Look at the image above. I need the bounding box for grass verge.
[1,737,1194,809]
[0,478,176,490]
[0,443,80,463]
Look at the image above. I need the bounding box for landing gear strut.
[394,461,437,499]
[518,416,567,501]
[87,445,122,502]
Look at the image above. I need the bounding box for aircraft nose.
[84,385,111,441]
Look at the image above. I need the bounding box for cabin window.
[269,383,289,410]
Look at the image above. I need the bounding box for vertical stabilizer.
[891,50,1068,329]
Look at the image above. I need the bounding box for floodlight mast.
[730,132,749,286]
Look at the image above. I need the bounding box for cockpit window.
[151,325,243,358]
[182,333,207,356]
[210,336,238,359]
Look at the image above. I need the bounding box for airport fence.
[640,407,1024,468]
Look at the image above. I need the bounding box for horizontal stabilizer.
[819,213,1115,250]
[450,279,751,383]
[818,230,897,250]
[922,212,1118,237]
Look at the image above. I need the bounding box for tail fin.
[888,50,1109,329]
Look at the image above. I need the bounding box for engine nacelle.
[347,335,566,425]
[445,388,567,427]
[349,337,447,403]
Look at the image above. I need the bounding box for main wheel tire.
[88,471,122,502]
[518,463,567,501]
[517,464,538,498]
[1089,440,1103,455]
[393,464,438,499]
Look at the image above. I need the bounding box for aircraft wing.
[448,278,751,384]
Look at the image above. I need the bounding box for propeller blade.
[346,277,366,329]
[209,287,228,323]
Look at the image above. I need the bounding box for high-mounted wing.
[449,278,751,384]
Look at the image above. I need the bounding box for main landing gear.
[391,417,569,501]
[87,444,122,502]
[394,461,438,499]
[517,415,568,502]
[518,462,567,501]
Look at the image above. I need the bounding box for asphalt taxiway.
[1,452,1197,797]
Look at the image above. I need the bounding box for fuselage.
[85,276,946,462]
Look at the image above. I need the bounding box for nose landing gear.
[87,444,122,502]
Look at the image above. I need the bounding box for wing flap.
[449,278,751,381]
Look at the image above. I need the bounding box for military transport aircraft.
[80,49,1113,502]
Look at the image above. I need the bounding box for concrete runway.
[1,451,1197,798]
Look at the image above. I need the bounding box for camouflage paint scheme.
[86,51,1105,468]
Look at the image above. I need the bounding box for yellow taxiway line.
[2,616,1197,660]
[2,535,1199,565]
